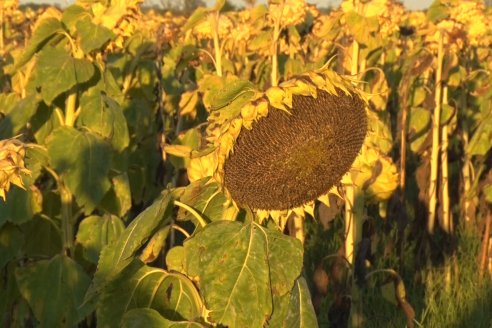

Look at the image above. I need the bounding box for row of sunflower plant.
[1,0,491,327]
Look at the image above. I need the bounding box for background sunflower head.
[0,138,31,201]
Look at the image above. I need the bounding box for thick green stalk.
[428,30,444,234]
[65,92,77,127]
[60,184,74,254]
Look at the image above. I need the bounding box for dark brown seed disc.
[223,89,367,210]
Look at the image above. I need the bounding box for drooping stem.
[174,200,207,228]
[440,85,451,234]
[171,224,191,239]
[209,11,222,77]
[428,30,444,234]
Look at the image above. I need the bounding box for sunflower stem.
[440,85,451,234]
[0,5,4,55]
[210,11,222,77]
[289,213,305,244]
[479,211,491,280]
[344,37,360,265]
[175,200,207,228]
[347,6,366,326]
[460,76,473,227]
[65,92,77,127]
[428,30,444,234]
[60,184,74,256]
[270,0,284,87]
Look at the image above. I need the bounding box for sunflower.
[0,138,31,201]
[208,69,368,213]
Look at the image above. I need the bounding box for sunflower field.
[1,0,492,327]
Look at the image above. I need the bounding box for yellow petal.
[265,87,289,112]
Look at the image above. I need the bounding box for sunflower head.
[210,70,368,211]
[0,138,31,201]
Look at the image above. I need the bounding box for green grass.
[361,229,492,328]
[305,216,492,328]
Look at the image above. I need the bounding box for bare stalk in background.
[440,85,452,234]
[479,211,491,280]
[344,37,360,265]
[269,0,284,87]
[209,11,223,77]
[0,5,4,54]
[428,30,444,234]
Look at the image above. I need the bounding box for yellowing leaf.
[164,144,192,158]
[179,90,199,117]
[139,226,170,263]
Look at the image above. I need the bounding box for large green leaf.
[427,0,450,23]
[78,92,130,151]
[0,186,41,226]
[76,215,125,264]
[0,224,24,269]
[97,260,203,327]
[122,308,169,328]
[166,246,186,274]
[467,113,492,156]
[184,221,303,327]
[344,11,380,45]
[15,254,91,327]
[15,18,64,69]
[268,277,318,327]
[407,107,431,153]
[100,172,132,217]
[183,7,208,31]
[206,78,257,127]
[0,93,20,115]
[47,127,112,212]
[35,47,95,105]
[283,277,318,328]
[76,18,115,54]
[24,146,49,185]
[0,95,38,139]
[84,192,174,306]
[177,178,229,223]
[30,103,62,145]
[268,230,305,296]
[61,5,90,34]
[122,308,206,328]
[21,215,62,258]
